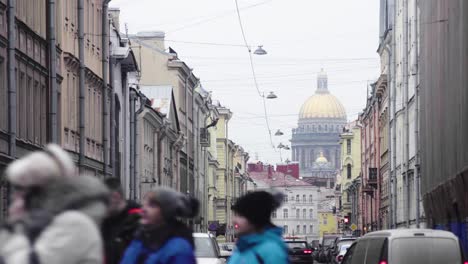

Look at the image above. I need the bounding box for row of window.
[298,124,343,133]
[284,194,314,203]
[272,208,314,219]
[283,225,314,235]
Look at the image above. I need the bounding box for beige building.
[130,31,199,195]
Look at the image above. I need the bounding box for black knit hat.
[231,190,283,228]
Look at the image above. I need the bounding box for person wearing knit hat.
[228,190,290,264]
[0,144,109,264]
[120,187,199,264]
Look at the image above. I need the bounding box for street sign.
[350,224,357,231]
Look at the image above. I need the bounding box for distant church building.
[291,70,347,187]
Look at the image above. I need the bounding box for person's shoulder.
[256,239,287,257]
[53,211,96,227]
[165,237,193,251]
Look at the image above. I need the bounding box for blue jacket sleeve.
[167,254,196,264]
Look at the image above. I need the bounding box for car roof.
[363,229,459,239]
[285,240,308,243]
[193,233,212,238]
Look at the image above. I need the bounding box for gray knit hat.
[145,187,199,220]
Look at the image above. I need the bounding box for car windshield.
[391,237,461,264]
[339,244,350,254]
[194,237,217,258]
[337,241,354,250]
[323,238,336,246]
[286,242,308,249]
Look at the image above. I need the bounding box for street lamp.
[254,45,267,55]
[266,91,277,99]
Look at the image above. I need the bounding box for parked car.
[219,242,235,259]
[328,237,357,263]
[333,243,352,264]
[318,234,341,263]
[284,240,314,264]
[194,233,227,264]
[341,229,466,264]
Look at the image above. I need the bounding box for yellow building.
[339,121,361,228]
[319,211,338,238]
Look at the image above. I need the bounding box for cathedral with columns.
[291,70,347,187]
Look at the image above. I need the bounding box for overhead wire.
[233,0,276,151]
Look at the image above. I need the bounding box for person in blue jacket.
[120,187,199,264]
[228,190,289,264]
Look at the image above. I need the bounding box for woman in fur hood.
[0,144,109,264]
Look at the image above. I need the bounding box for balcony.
[200,128,210,147]
[368,167,378,188]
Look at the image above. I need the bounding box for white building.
[248,165,335,242]
[379,0,425,228]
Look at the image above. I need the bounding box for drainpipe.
[403,0,410,228]
[134,92,145,200]
[101,0,111,177]
[185,70,193,194]
[157,120,167,186]
[109,57,116,177]
[129,88,136,199]
[78,0,86,173]
[391,0,397,229]
[414,0,420,228]
[384,43,392,229]
[48,0,58,143]
[7,0,16,161]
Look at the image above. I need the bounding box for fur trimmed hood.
[6,144,76,188]
[23,175,110,227]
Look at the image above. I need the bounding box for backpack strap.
[254,251,264,264]
[29,249,40,264]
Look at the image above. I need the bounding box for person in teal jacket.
[228,191,290,264]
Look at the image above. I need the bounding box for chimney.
[109,7,121,32]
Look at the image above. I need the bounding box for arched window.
[347,164,352,179]
[303,209,306,219]
[302,195,306,203]
[296,209,300,218]
[272,210,277,218]
[309,195,313,203]
[296,195,300,202]
[283,209,288,219]
[309,209,313,218]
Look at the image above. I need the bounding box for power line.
[165,0,274,34]
[234,0,276,151]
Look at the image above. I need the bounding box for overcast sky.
[110,0,380,164]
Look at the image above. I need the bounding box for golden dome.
[316,152,328,163]
[299,69,346,119]
[299,93,346,119]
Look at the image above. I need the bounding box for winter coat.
[0,175,109,264]
[228,226,290,264]
[119,220,196,264]
[102,201,142,264]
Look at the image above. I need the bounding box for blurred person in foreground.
[120,187,199,264]
[102,178,141,264]
[0,144,109,264]
[228,190,289,264]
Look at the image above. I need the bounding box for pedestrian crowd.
[0,145,289,264]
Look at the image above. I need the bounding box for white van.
[341,229,466,264]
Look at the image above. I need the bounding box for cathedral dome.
[315,152,328,163]
[299,70,346,120]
